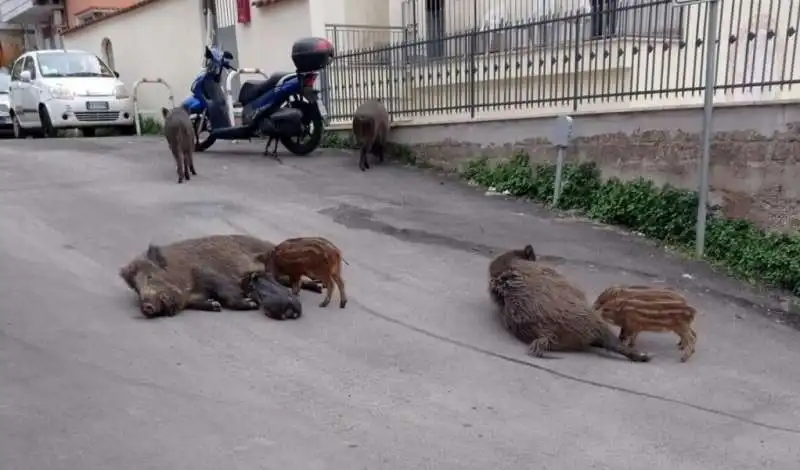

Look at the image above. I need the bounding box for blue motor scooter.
[181,37,334,158]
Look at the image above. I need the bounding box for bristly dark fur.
[119,234,322,319]
[488,245,651,362]
[163,106,197,184]
[352,99,389,172]
[241,271,303,320]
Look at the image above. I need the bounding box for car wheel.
[39,105,58,138]
[12,113,28,139]
[119,125,136,136]
[82,127,96,137]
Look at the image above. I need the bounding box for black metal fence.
[321,0,800,122]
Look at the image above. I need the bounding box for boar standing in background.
[593,285,698,362]
[257,236,348,309]
[162,106,197,184]
[119,234,322,318]
[352,99,389,172]
[241,270,303,320]
[488,245,651,362]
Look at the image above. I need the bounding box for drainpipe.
[33,25,44,50]
[52,9,64,49]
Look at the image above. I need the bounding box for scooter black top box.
[291,37,335,73]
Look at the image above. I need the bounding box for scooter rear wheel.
[279,102,323,156]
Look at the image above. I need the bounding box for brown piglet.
[593,285,698,362]
[257,236,348,309]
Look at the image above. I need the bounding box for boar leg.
[676,325,696,362]
[187,151,197,175]
[183,157,191,181]
[288,275,302,296]
[274,274,322,294]
[526,332,562,359]
[185,292,222,312]
[196,268,258,311]
[332,272,347,309]
[318,275,334,308]
[358,146,370,171]
[215,280,259,310]
[373,142,385,163]
[591,329,651,363]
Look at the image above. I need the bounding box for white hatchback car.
[8,49,136,138]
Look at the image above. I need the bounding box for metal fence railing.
[322,0,800,122]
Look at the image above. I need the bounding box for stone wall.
[384,103,800,233]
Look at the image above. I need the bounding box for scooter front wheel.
[192,113,216,152]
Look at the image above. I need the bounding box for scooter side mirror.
[223,51,234,60]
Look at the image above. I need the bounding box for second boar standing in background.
[162,106,197,184]
[352,99,389,172]
[593,285,698,362]
[257,236,348,309]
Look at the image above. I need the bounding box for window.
[10,56,24,81]
[35,51,114,78]
[22,56,35,79]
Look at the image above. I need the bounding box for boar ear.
[254,253,267,264]
[146,244,168,269]
[119,263,138,291]
[523,245,536,261]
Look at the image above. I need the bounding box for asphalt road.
[1,136,799,470]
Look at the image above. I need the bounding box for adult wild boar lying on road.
[119,234,323,318]
[488,244,651,362]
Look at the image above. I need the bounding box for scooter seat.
[238,71,293,106]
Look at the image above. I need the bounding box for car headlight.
[48,85,74,99]
[114,84,130,99]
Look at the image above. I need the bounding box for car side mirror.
[20,70,31,82]
[113,70,120,78]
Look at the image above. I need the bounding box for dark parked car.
[0,70,11,134]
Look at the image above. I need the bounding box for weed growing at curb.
[321,130,418,165]
[138,115,164,135]
[462,153,800,297]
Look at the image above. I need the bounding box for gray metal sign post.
[673,0,720,257]
[551,115,574,207]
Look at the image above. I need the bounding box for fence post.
[388,43,395,123]
[671,0,719,257]
[573,10,582,112]
[469,0,477,118]
[551,115,574,207]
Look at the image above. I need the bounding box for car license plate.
[86,101,109,111]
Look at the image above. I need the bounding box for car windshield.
[36,52,115,78]
[0,72,9,94]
